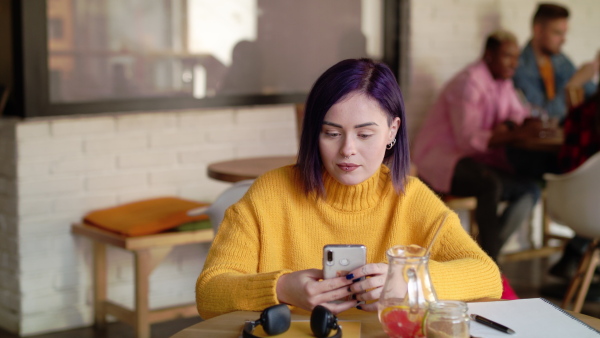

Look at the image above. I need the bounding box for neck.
[322,165,391,212]
[531,39,551,64]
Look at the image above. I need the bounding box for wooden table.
[208,155,418,183]
[512,128,564,153]
[207,155,297,183]
[71,223,214,338]
[171,305,600,338]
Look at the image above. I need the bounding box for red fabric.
[500,274,519,300]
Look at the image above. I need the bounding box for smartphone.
[323,244,367,281]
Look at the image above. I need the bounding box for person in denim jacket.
[513,3,597,121]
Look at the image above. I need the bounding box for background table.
[512,128,564,153]
[208,155,417,183]
[207,155,296,183]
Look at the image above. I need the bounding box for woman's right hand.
[276,269,359,314]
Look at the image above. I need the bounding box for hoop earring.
[386,138,396,150]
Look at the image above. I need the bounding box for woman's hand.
[276,269,358,314]
[346,263,388,312]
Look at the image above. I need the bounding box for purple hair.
[296,58,410,196]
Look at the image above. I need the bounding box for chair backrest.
[543,152,600,239]
[188,179,254,233]
[295,103,305,143]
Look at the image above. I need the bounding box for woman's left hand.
[346,263,388,311]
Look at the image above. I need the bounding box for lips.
[337,163,359,172]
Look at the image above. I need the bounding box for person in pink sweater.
[413,30,543,261]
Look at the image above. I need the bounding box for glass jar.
[425,301,470,338]
[378,245,437,338]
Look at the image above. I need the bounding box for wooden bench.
[71,223,213,338]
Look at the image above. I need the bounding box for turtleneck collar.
[322,164,392,212]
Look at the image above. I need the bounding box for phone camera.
[326,250,334,266]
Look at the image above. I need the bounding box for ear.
[483,50,492,63]
[389,117,401,143]
[533,22,543,37]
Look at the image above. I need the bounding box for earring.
[386,138,396,150]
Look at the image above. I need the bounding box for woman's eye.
[324,131,341,137]
[358,134,373,139]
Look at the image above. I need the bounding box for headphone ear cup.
[260,304,291,335]
[310,305,337,338]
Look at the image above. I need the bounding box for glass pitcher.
[378,244,438,338]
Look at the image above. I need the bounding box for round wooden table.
[512,128,564,153]
[208,156,418,183]
[207,155,297,183]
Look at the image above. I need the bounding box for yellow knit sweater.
[196,165,502,319]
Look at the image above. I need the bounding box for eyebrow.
[322,121,379,128]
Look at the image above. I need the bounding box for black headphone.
[242,304,342,338]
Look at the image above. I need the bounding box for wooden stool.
[71,223,213,338]
[441,195,478,238]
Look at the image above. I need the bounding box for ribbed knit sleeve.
[400,179,502,300]
[195,186,292,319]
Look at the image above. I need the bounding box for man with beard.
[513,3,597,121]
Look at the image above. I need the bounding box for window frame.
[14,0,402,118]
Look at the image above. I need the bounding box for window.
[13,0,402,117]
[48,18,63,40]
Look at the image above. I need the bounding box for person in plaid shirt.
[558,93,600,173]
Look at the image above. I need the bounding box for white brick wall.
[1,104,298,335]
[405,0,600,140]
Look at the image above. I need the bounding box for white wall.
[0,105,297,335]
[405,0,600,140]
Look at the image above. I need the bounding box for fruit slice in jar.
[380,305,425,338]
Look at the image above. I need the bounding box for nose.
[340,135,356,159]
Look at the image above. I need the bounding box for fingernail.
[356,305,362,310]
[345,273,354,280]
[352,278,361,283]
[351,294,356,300]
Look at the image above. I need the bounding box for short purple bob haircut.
[296,58,410,196]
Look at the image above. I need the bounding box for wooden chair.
[187,180,254,234]
[441,195,479,239]
[295,102,305,143]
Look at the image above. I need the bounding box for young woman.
[196,58,501,319]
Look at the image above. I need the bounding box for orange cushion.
[83,197,210,236]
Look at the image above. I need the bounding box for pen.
[470,314,516,335]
